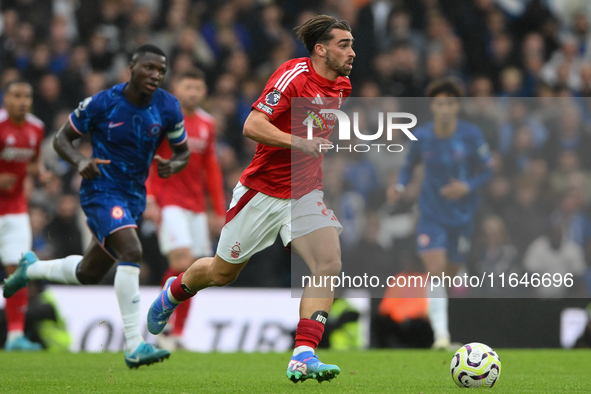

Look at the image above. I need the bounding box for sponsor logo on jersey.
[111,206,125,220]
[1,147,36,161]
[265,89,281,106]
[257,102,274,115]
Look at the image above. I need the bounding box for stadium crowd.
[1,0,591,297]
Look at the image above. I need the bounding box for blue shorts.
[415,218,473,264]
[80,190,144,258]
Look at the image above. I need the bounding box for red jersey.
[241,57,352,199]
[147,108,225,216]
[0,109,44,215]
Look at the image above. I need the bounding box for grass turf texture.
[0,349,589,393]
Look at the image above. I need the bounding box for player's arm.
[387,138,421,203]
[440,130,493,200]
[154,140,189,178]
[53,121,110,179]
[243,110,331,158]
[0,172,17,190]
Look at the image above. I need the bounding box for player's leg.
[148,183,283,335]
[285,191,343,383]
[419,248,452,349]
[416,220,455,350]
[286,227,342,383]
[9,237,114,288]
[148,254,246,335]
[104,226,169,367]
[157,206,202,349]
[0,213,42,351]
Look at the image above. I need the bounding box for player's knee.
[314,257,342,277]
[117,246,143,264]
[76,266,104,285]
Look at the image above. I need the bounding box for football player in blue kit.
[3,44,190,367]
[389,79,493,350]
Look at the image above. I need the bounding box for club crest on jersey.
[417,234,430,247]
[265,90,281,106]
[111,206,125,220]
[148,123,162,137]
[231,242,241,259]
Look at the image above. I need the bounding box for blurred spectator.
[551,188,591,248]
[471,215,520,284]
[523,219,586,297]
[29,205,51,260]
[33,74,65,134]
[541,34,584,90]
[44,194,83,257]
[201,1,251,62]
[550,151,591,205]
[503,177,549,259]
[543,103,591,169]
[498,99,547,154]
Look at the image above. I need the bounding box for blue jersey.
[398,120,492,226]
[69,83,186,202]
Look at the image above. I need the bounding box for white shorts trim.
[216,183,342,264]
[158,206,212,257]
[0,213,32,265]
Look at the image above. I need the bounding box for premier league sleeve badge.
[265,90,281,106]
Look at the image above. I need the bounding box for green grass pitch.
[0,349,589,393]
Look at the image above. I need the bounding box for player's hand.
[440,178,469,200]
[293,136,333,158]
[77,158,111,179]
[0,173,18,190]
[386,184,402,204]
[154,155,173,178]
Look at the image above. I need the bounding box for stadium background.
[1,0,591,350]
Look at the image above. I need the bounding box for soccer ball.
[450,342,501,388]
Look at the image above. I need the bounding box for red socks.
[169,272,196,302]
[5,287,28,333]
[171,299,191,336]
[294,318,325,349]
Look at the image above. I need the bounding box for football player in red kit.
[0,79,45,351]
[148,15,355,383]
[146,68,225,350]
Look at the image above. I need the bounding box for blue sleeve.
[466,127,493,192]
[397,139,421,187]
[165,98,187,145]
[69,93,105,134]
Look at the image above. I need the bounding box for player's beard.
[326,52,351,77]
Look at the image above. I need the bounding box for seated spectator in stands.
[499,98,547,154]
[523,219,586,297]
[503,177,549,259]
[551,188,591,248]
[471,215,520,295]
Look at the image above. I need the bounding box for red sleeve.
[251,60,305,121]
[204,124,226,216]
